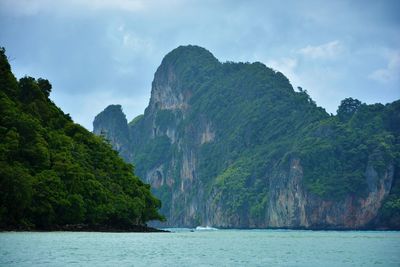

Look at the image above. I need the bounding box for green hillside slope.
[0,48,164,230]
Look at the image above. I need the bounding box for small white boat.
[195,226,218,231]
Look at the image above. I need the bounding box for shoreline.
[0,224,169,233]
[153,226,400,232]
[2,225,399,233]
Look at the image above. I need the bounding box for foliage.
[297,101,399,199]
[0,48,164,230]
[128,46,326,223]
[134,136,175,182]
[128,114,144,127]
[126,45,399,226]
[337,97,362,122]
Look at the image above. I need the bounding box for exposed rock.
[267,159,394,229]
[93,105,131,162]
[94,45,400,229]
[200,122,215,144]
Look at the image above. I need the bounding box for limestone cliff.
[93,105,131,162]
[94,45,400,229]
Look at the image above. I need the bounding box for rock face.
[94,45,400,229]
[93,105,131,162]
[265,159,394,229]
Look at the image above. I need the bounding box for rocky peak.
[93,104,131,161]
[148,45,220,112]
[157,45,219,75]
[93,45,400,230]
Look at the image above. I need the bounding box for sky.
[0,0,399,130]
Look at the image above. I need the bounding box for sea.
[1,229,399,266]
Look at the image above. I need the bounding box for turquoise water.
[1,229,399,266]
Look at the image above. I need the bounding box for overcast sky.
[1,0,399,130]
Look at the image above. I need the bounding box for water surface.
[1,229,399,266]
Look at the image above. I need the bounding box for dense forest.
[95,45,400,229]
[0,48,164,230]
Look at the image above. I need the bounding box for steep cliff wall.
[93,105,131,162]
[94,45,400,229]
[265,159,394,229]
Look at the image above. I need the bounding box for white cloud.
[122,33,152,51]
[113,24,153,52]
[73,0,145,12]
[298,40,343,59]
[0,0,178,16]
[268,57,298,71]
[369,51,400,83]
[265,57,300,87]
[108,24,154,66]
[0,0,47,16]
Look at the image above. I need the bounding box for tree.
[0,48,164,230]
[37,78,52,97]
[337,97,362,122]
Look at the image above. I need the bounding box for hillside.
[94,45,400,229]
[0,48,164,231]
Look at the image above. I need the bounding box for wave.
[195,226,218,231]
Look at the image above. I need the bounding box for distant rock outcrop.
[94,45,400,229]
[93,105,131,162]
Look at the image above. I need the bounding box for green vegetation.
[297,99,399,199]
[103,45,400,227]
[0,48,164,230]
[134,136,173,176]
[129,114,144,127]
[148,53,331,213]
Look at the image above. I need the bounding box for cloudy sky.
[1,0,399,130]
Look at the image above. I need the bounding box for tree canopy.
[0,48,164,230]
